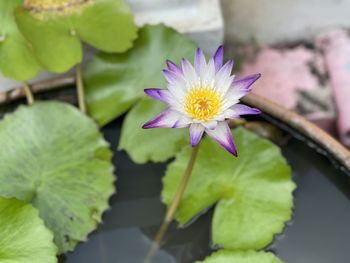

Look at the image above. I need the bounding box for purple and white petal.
[163,68,187,100]
[162,69,182,84]
[218,104,260,120]
[166,60,182,75]
[216,109,239,120]
[213,45,224,72]
[223,88,249,105]
[189,123,205,147]
[167,83,187,104]
[194,48,207,77]
[230,104,261,116]
[201,120,218,130]
[220,74,261,110]
[144,88,175,104]
[232,73,261,91]
[181,58,199,88]
[202,58,216,85]
[215,60,234,94]
[142,108,190,129]
[205,121,237,156]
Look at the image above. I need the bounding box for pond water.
[64,119,350,263]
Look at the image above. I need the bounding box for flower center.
[185,87,221,121]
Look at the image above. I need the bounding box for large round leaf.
[119,98,188,163]
[83,24,197,126]
[0,197,57,263]
[15,0,137,73]
[163,127,295,250]
[196,250,283,263]
[15,7,82,73]
[0,102,115,253]
[71,0,137,53]
[0,0,42,80]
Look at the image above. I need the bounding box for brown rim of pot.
[242,93,350,173]
[1,78,350,172]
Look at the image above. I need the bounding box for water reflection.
[63,120,350,263]
[65,228,176,263]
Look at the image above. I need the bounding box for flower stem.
[144,145,200,263]
[76,64,86,113]
[22,82,34,105]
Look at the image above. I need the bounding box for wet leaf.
[15,0,137,73]
[0,102,115,253]
[84,24,197,126]
[163,127,295,250]
[0,197,57,263]
[196,250,283,263]
[0,0,42,80]
[119,98,188,163]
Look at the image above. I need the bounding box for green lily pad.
[83,24,197,126]
[14,7,82,73]
[0,0,42,80]
[163,127,295,250]
[196,250,283,263]
[119,98,188,163]
[15,0,137,73]
[71,0,137,53]
[0,197,57,263]
[0,102,115,253]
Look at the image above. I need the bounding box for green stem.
[76,64,86,113]
[144,144,200,263]
[22,82,34,105]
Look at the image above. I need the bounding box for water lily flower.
[142,46,261,156]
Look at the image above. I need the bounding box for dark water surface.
[64,120,350,263]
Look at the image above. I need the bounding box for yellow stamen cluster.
[24,0,90,15]
[185,87,221,121]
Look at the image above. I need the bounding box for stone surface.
[221,0,350,45]
[240,47,320,109]
[316,30,350,146]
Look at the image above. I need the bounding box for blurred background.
[1,0,350,147]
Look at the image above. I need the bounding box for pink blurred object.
[240,47,319,109]
[317,30,350,147]
[305,112,336,136]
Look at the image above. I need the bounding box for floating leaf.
[84,24,197,126]
[163,127,295,250]
[0,0,42,80]
[0,102,115,253]
[15,0,137,72]
[119,98,188,163]
[196,250,283,263]
[0,197,57,263]
[71,0,137,53]
[15,7,82,73]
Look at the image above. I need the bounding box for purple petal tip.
[213,45,224,71]
[142,121,153,129]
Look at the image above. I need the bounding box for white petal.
[194,48,207,77]
[202,120,218,130]
[220,88,247,111]
[167,83,187,104]
[201,58,216,86]
[181,58,199,89]
[215,60,234,94]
